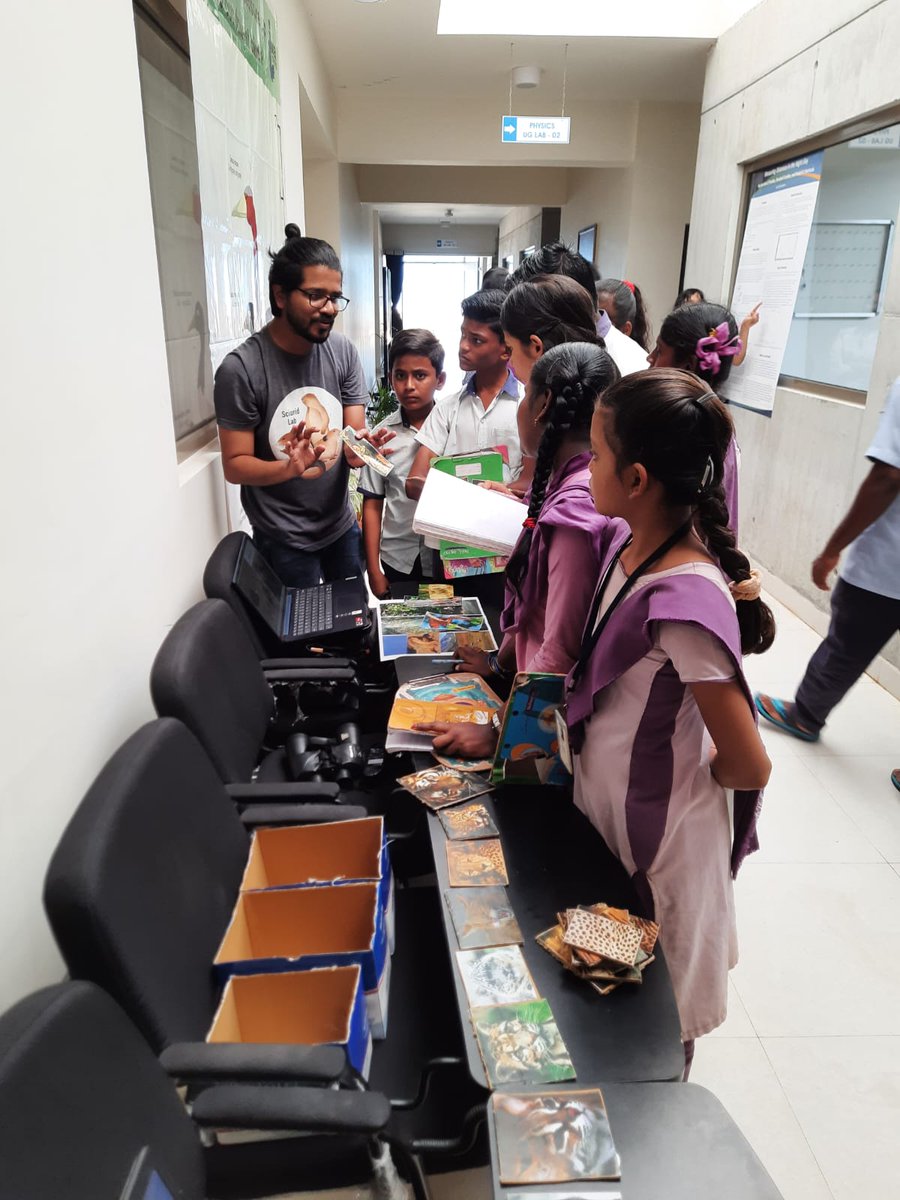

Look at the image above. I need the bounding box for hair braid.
[694,483,775,655]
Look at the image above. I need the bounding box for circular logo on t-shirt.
[269,386,343,479]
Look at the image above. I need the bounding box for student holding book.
[566,368,773,1069]
[359,329,446,598]
[413,342,621,758]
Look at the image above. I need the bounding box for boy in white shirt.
[405,290,526,499]
[360,329,446,598]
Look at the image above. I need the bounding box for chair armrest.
[264,667,357,683]
[190,1084,391,1134]
[240,803,369,828]
[260,657,353,671]
[226,782,341,802]
[160,1042,346,1086]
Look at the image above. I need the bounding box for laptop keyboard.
[289,585,333,636]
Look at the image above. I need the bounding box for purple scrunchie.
[696,322,742,376]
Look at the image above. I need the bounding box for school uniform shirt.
[601,323,650,377]
[840,376,900,601]
[414,369,524,481]
[358,408,430,574]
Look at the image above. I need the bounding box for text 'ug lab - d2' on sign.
[501,116,572,145]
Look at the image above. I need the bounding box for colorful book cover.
[492,1089,621,1182]
[491,673,568,786]
[433,451,506,562]
[473,1000,576,1087]
[376,598,497,659]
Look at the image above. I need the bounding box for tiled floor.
[691,594,900,1200]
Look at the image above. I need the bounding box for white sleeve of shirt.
[415,397,454,455]
[867,377,900,471]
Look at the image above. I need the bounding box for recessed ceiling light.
[354,1,386,5]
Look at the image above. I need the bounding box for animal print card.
[439,802,499,841]
[339,427,393,476]
[397,767,492,810]
[456,946,538,1009]
[563,909,642,967]
[444,887,523,949]
[473,1000,575,1088]
[534,925,575,970]
[447,839,508,887]
[492,1089,621,1183]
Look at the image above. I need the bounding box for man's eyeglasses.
[295,288,350,311]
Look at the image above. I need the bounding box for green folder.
[432,452,504,559]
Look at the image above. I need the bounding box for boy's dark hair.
[596,277,652,351]
[674,286,706,308]
[481,266,509,290]
[660,302,740,386]
[506,342,619,597]
[501,275,600,351]
[600,368,775,655]
[268,224,342,315]
[506,242,597,309]
[460,288,507,340]
[388,328,445,375]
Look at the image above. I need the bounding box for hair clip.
[697,455,715,496]
[522,517,537,529]
[695,322,742,376]
[728,570,761,602]
[623,279,636,293]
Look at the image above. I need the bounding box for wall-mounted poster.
[725,152,823,416]
[577,224,597,265]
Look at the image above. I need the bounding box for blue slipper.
[754,694,820,742]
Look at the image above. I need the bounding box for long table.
[390,650,783,1198]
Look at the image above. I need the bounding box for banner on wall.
[724,151,824,416]
[187,0,284,530]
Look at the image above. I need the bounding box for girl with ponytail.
[566,367,773,1066]
[649,302,743,530]
[413,342,622,760]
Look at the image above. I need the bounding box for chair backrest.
[44,719,249,1050]
[203,531,274,658]
[150,598,274,782]
[0,981,205,1200]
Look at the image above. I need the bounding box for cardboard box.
[240,816,395,953]
[207,965,372,1078]
[214,883,391,1038]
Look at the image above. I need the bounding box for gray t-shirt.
[214,329,368,551]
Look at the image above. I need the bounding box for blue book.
[491,672,569,787]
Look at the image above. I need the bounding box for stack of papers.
[413,468,526,556]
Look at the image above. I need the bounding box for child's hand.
[369,568,390,600]
[478,480,519,498]
[412,721,498,759]
[453,644,492,677]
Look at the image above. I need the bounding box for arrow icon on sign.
[503,123,516,133]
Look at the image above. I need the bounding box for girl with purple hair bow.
[648,302,745,534]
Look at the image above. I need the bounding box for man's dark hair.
[389,328,445,375]
[268,224,342,315]
[505,242,597,309]
[460,288,507,339]
[481,266,509,290]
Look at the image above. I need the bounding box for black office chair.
[0,981,393,1200]
[42,720,484,1186]
[43,718,366,1054]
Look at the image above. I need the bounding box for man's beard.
[284,307,334,343]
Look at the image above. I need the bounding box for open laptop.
[232,538,370,642]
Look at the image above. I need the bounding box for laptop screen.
[233,539,285,633]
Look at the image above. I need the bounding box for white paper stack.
[412,468,525,555]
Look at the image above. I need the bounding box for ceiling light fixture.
[511,64,542,89]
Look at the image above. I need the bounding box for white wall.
[339,164,378,385]
[499,205,544,265]
[1,0,229,1008]
[561,169,632,280]
[382,223,499,257]
[687,0,900,673]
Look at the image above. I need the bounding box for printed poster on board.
[725,151,824,416]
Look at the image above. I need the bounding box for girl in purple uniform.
[567,368,773,1070]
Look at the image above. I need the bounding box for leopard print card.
[562,908,642,966]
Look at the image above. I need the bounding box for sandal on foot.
[754,694,820,742]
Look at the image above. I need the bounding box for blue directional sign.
[500,115,571,145]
